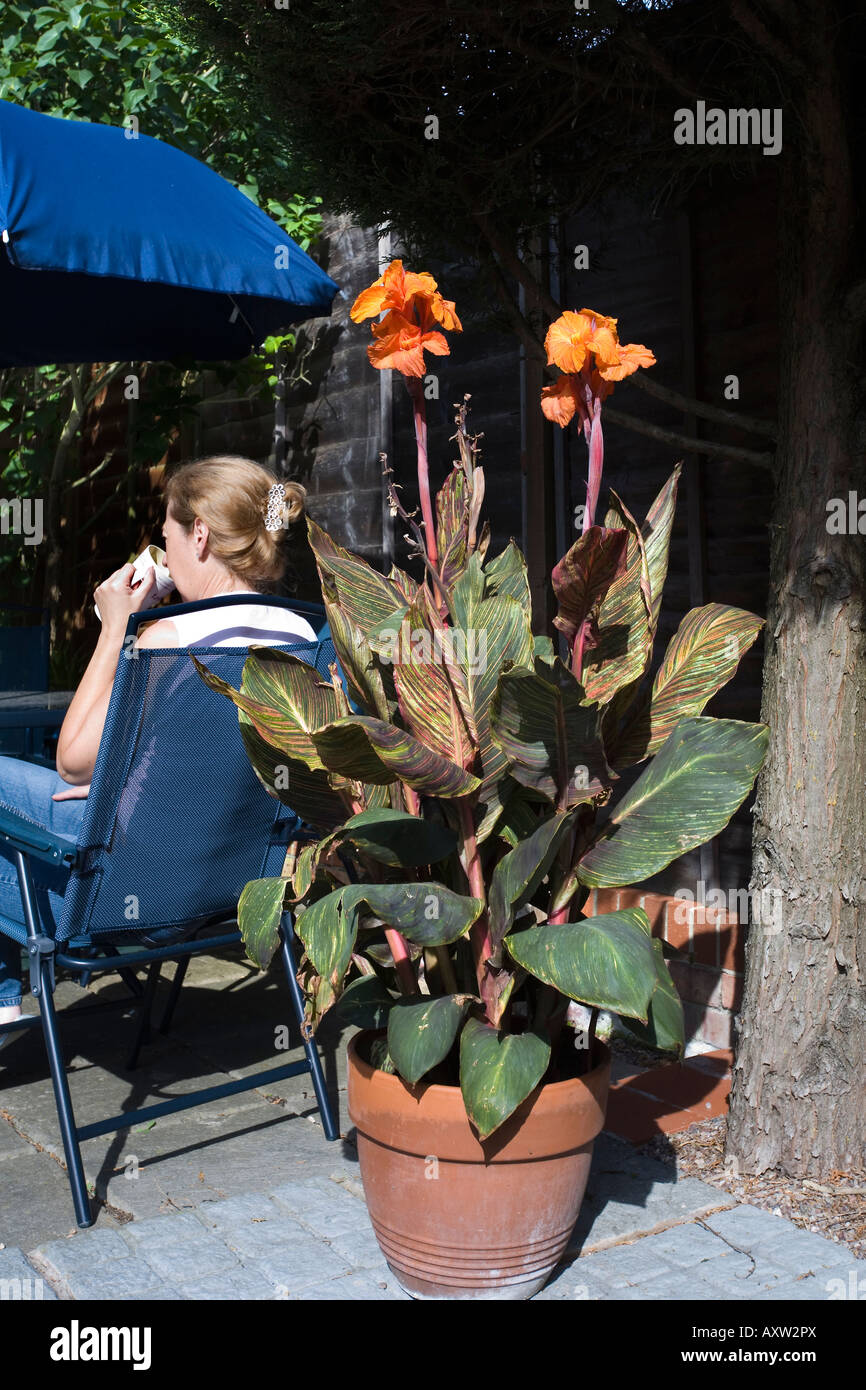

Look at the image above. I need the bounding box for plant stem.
[457,798,492,996]
[406,376,439,570]
[385,926,417,995]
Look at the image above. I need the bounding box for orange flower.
[540,375,582,428]
[544,310,597,374]
[542,307,655,424]
[596,341,656,381]
[367,310,449,377]
[352,259,462,375]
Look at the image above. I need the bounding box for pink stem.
[457,799,493,1003]
[575,388,605,682]
[407,375,439,570]
[385,925,417,995]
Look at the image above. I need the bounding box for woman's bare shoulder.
[135,618,180,649]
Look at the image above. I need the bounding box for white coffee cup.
[94,544,174,621]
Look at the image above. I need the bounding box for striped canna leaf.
[641,464,682,633]
[310,715,481,796]
[387,602,476,767]
[308,516,405,631]
[551,525,629,647]
[451,553,535,838]
[192,650,337,767]
[239,720,349,831]
[489,657,614,808]
[505,907,658,1021]
[582,491,653,705]
[609,603,765,768]
[577,715,769,888]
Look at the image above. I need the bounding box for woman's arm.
[55,564,159,784]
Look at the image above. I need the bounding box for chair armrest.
[0,805,79,868]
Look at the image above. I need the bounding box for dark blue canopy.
[0,101,339,366]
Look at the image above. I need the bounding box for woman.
[0,456,315,1032]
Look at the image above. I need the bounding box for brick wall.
[582,888,745,1052]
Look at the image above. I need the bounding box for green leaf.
[578,716,770,888]
[489,657,613,807]
[192,649,338,768]
[618,939,685,1056]
[384,602,475,767]
[387,994,471,1083]
[334,974,395,1029]
[237,877,290,971]
[296,882,482,982]
[610,604,765,768]
[459,1017,550,1140]
[311,715,481,797]
[488,810,577,957]
[505,908,657,1021]
[341,808,457,867]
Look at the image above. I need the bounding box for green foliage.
[0,2,321,606]
[198,387,768,1141]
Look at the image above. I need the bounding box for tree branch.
[626,370,777,438]
[728,0,809,79]
[602,403,775,471]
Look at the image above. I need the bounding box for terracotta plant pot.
[347,1031,611,1300]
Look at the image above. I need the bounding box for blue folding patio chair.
[0,594,339,1228]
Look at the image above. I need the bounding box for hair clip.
[264,482,286,532]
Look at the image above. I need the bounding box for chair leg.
[158,955,190,1035]
[279,913,338,1141]
[125,961,161,1071]
[36,959,93,1229]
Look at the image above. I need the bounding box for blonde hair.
[163,456,305,590]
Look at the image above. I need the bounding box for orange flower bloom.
[367,309,449,377]
[542,307,655,425]
[540,375,582,428]
[351,259,462,328]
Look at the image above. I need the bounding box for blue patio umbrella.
[0,100,339,366]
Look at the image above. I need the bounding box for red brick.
[720,971,743,1011]
[594,888,621,915]
[635,891,669,939]
[720,918,747,974]
[692,916,720,967]
[604,1082,691,1144]
[664,897,693,951]
[684,1002,734,1051]
[668,961,724,1009]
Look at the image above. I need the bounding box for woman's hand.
[52,783,90,801]
[94,563,157,640]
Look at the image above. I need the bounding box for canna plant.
[194,274,769,1141]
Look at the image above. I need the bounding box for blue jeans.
[0,756,85,1007]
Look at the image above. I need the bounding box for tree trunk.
[726,24,866,1176]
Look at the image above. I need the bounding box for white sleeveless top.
[160,592,318,648]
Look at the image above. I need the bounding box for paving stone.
[324,1224,389,1272]
[635,1220,728,1268]
[270,1175,371,1238]
[0,1246,58,1300]
[138,1237,243,1283]
[749,1272,846,1301]
[121,1210,218,1252]
[294,1272,410,1300]
[700,1207,861,1274]
[535,1262,620,1300]
[30,1228,132,1274]
[244,1242,353,1294]
[174,1266,278,1300]
[40,1255,173,1301]
[571,1240,676,1289]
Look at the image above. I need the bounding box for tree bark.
[726,17,866,1176]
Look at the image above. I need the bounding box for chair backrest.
[0,605,49,692]
[55,595,334,944]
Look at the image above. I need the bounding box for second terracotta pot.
[347,1032,610,1300]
